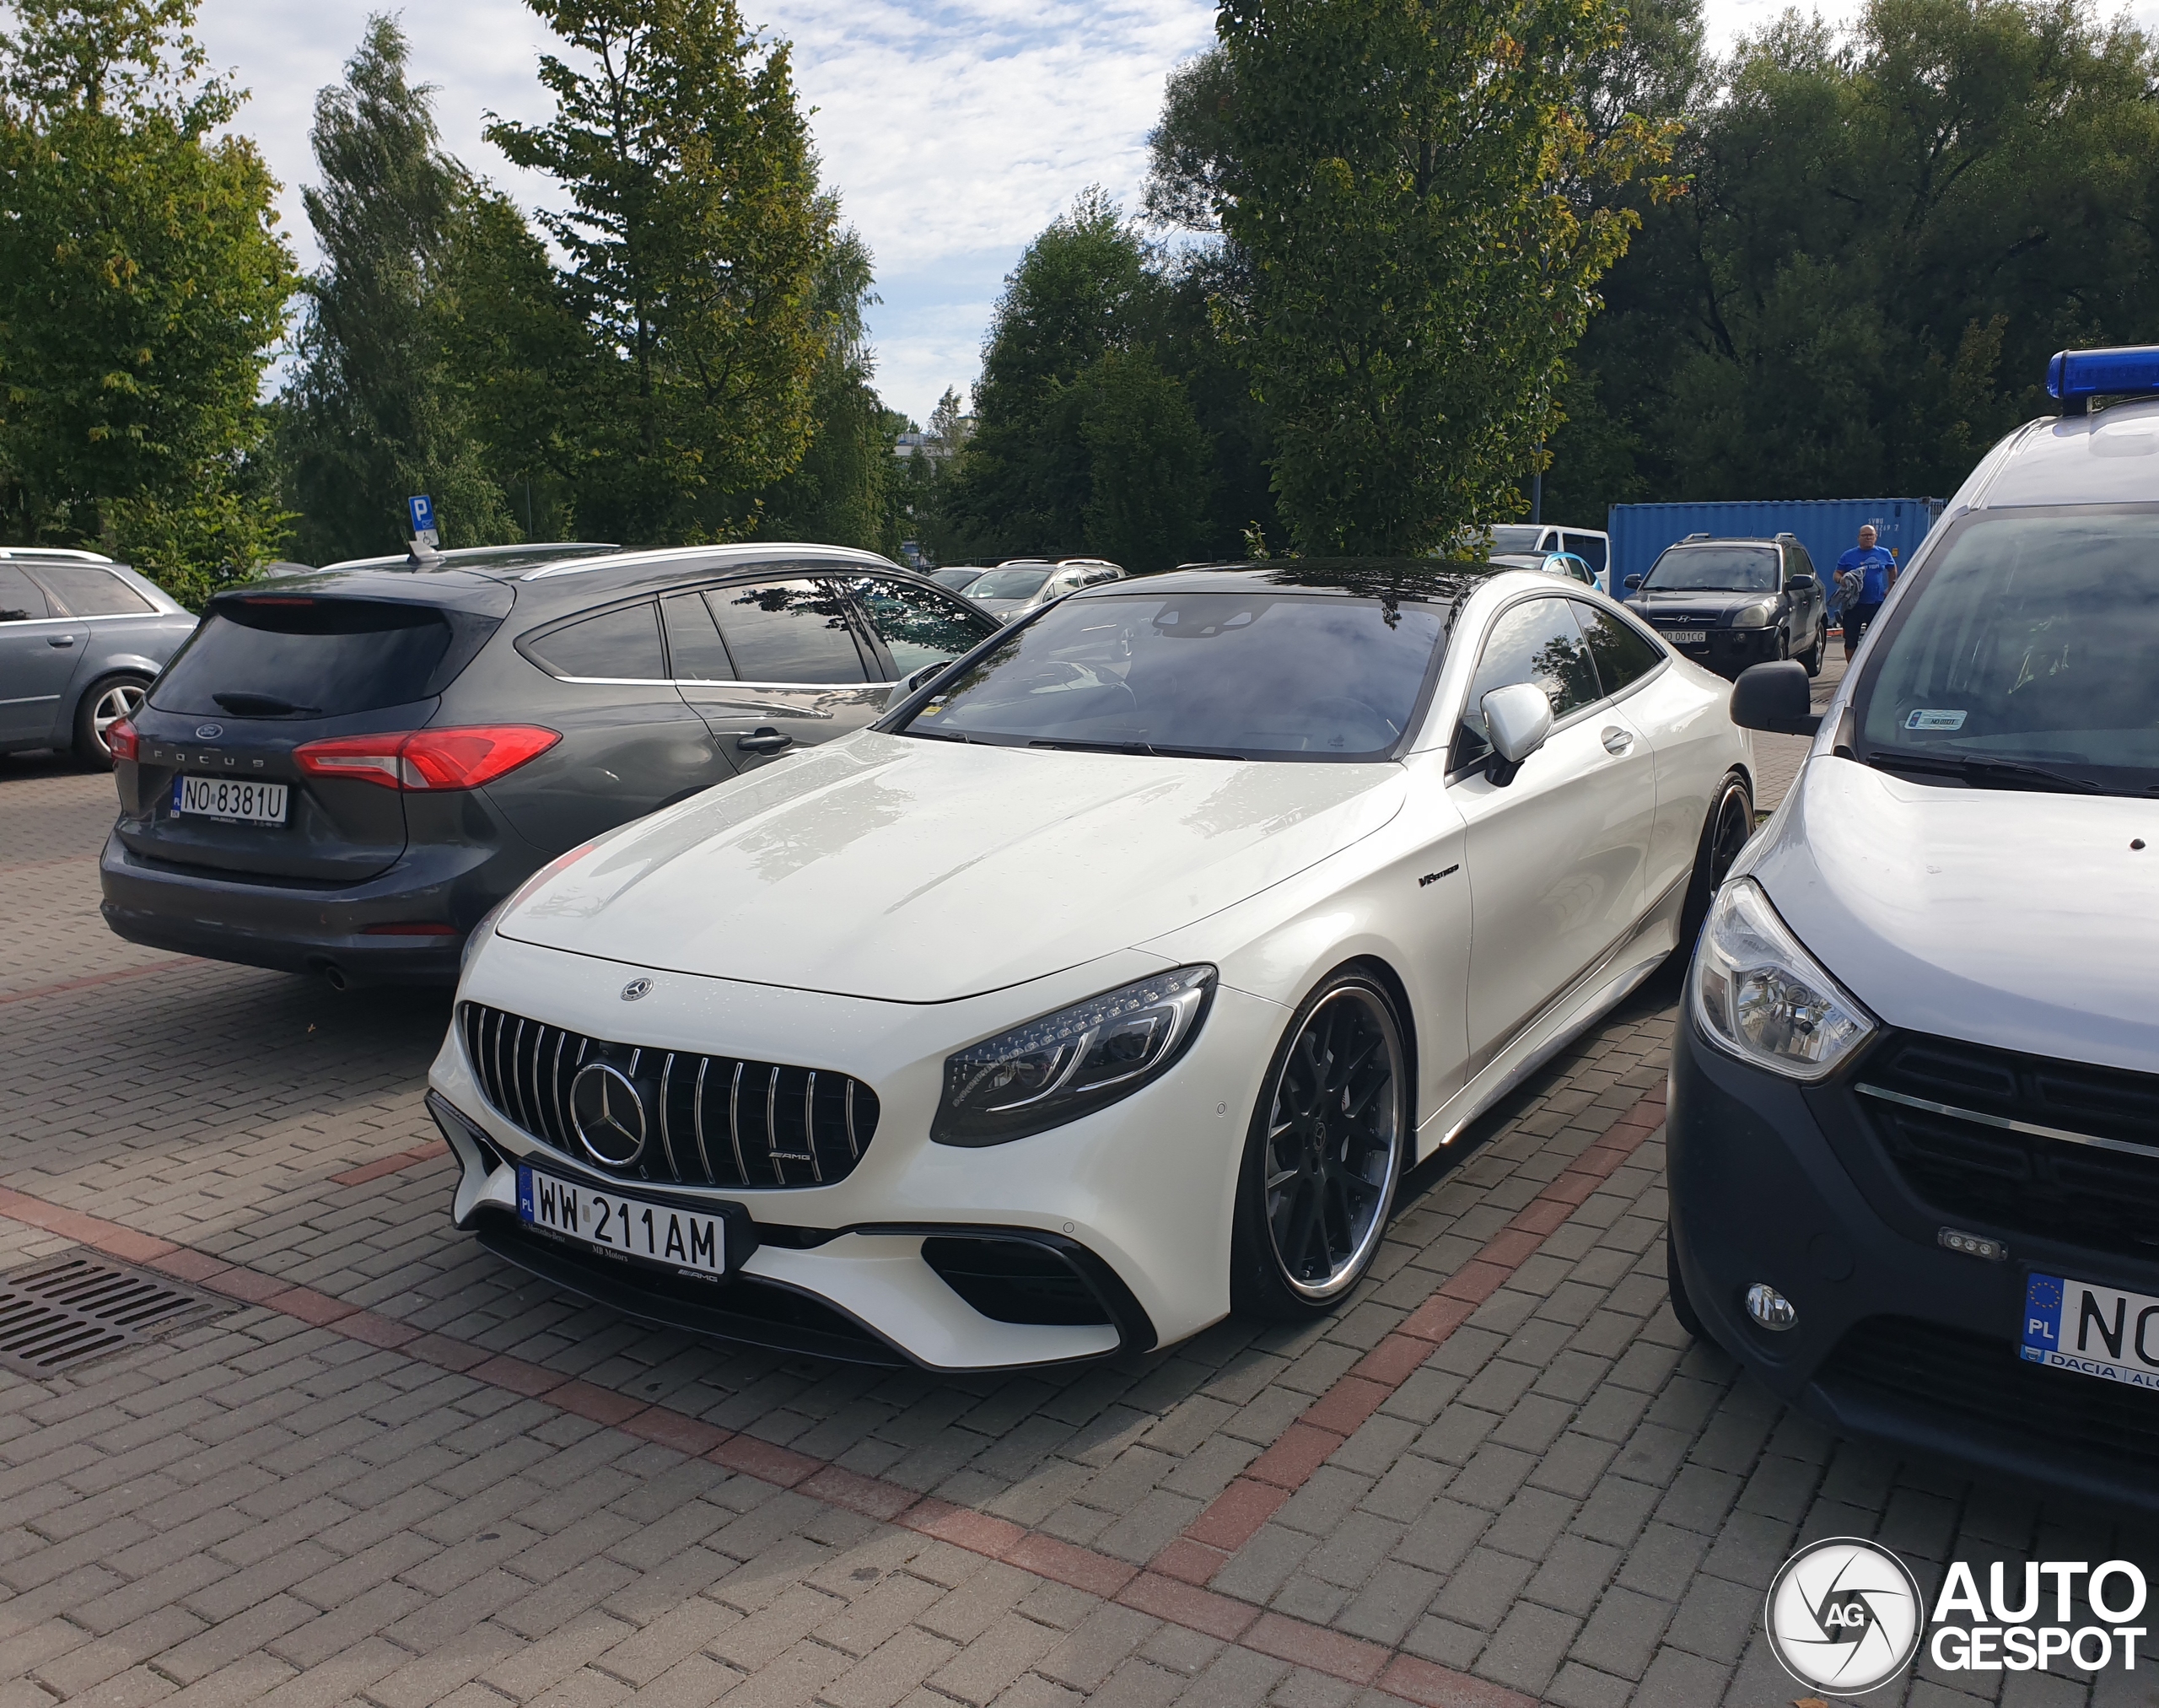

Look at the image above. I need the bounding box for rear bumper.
[1668,1009,2159,1516]
[98,827,520,985]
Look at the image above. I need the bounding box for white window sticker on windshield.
[1905,709,1968,731]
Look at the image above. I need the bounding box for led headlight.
[1731,601,1777,628]
[934,964,1217,1146]
[1693,879,1873,1080]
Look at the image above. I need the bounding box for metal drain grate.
[0,1256,222,1377]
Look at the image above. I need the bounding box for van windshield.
[895,591,1445,761]
[1855,509,2159,796]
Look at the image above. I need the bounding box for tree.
[1214,0,1678,552]
[280,15,520,563]
[487,0,831,545]
[0,0,295,602]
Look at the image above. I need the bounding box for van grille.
[1855,1032,2159,1259]
[459,1002,879,1189]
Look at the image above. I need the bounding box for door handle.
[47,635,76,647]
[1601,726,1634,755]
[735,727,793,754]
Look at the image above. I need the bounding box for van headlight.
[934,965,1216,1146]
[1693,879,1873,1080]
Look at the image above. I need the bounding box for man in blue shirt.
[1835,525,1898,659]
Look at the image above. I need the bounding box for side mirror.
[1623,574,1644,591]
[1481,682,1553,784]
[1731,661,1820,735]
[1789,574,1817,590]
[902,661,949,694]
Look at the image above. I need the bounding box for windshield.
[1642,547,1777,593]
[1855,509,2159,797]
[965,568,1052,601]
[1488,526,1544,552]
[894,590,1444,761]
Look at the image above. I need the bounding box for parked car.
[1671,343,2159,1513]
[966,558,1127,622]
[430,558,1756,1370]
[0,550,197,767]
[1487,524,1613,591]
[98,545,999,989]
[1623,533,1828,678]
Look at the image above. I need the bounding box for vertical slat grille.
[458,1002,880,1189]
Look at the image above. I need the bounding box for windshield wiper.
[1026,737,1244,761]
[1866,750,2101,794]
[902,726,987,744]
[212,692,319,716]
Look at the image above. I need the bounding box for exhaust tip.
[313,960,350,992]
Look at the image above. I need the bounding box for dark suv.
[99,545,997,988]
[1623,533,1828,678]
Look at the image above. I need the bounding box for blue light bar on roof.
[2047,345,2159,404]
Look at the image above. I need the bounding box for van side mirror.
[1481,682,1553,784]
[1731,661,1821,735]
[1623,574,1644,591]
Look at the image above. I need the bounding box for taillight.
[294,725,559,791]
[106,718,139,762]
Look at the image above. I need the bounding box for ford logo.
[195,723,223,740]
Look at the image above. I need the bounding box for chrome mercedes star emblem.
[568,1063,647,1167]
[620,978,653,1001]
[195,723,223,740]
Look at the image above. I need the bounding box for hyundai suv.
[99,545,997,988]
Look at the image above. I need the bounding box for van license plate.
[1662,629,1706,645]
[174,774,288,824]
[2020,1272,2159,1392]
[518,1164,729,1280]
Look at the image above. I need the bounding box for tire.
[1675,771,1755,956]
[1666,1226,1706,1340]
[1231,967,1410,1320]
[73,674,148,769]
[1799,624,1822,676]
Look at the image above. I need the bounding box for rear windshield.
[151,598,456,718]
[894,591,1445,761]
[1855,508,2159,797]
[1641,547,1778,592]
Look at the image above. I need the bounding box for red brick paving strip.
[0,958,191,1005]
[1151,1090,1667,1587]
[0,1090,1667,1707]
[329,1139,450,1186]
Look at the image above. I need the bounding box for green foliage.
[487,0,830,545]
[1214,0,1677,552]
[1569,0,2159,509]
[940,191,1212,569]
[0,0,296,603]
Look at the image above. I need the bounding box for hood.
[1633,588,1770,623]
[1750,757,2159,1074]
[498,730,1406,1003]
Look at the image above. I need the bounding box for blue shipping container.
[1605,499,1945,601]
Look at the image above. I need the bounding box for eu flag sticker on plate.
[2022,1272,2064,1364]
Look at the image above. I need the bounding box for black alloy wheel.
[1232,970,1408,1317]
[1676,771,1756,956]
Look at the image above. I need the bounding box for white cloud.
[195,0,1214,424]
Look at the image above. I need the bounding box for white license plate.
[1662,629,1707,645]
[517,1164,728,1280]
[2021,1272,2159,1392]
[174,774,288,824]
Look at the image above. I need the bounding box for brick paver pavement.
[3,748,2153,1708]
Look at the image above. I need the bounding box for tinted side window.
[708,580,868,683]
[662,592,735,681]
[1571,601,1663,694]
[1566,533,1608,574]
[34,565,153,615]
[848,576,993,676]
[1454,597,1602,769]
[527,601,665,680]
[0,565,51,621]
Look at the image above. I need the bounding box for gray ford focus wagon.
[99,544,997,987]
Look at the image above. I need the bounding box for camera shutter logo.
[568,1063,648,1167]
[1766,1538,1925,1695]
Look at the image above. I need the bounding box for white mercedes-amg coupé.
[428,558,1755,1371]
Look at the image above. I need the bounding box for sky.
[195,0,2156,428]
